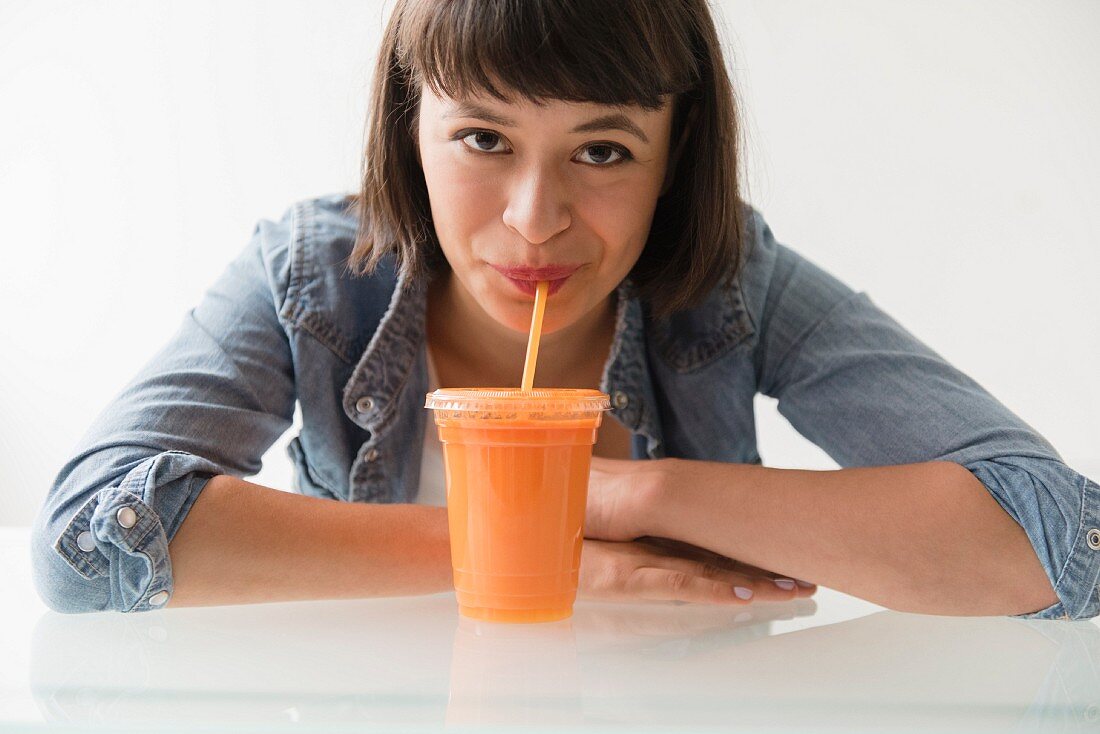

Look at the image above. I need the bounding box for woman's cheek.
[576,193,650,273]
[429,168,501,249]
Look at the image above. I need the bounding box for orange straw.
[520,280,549,391]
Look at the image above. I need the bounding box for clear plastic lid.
[425,388,610,419]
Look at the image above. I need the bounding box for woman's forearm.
[641,459,1058,616]
[166,475,453,608]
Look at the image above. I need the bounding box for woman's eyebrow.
[573,113,649,144]
[443,102,649,144]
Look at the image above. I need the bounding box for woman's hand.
[583,456,817,605]
[579,537,816,605]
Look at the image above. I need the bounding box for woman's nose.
[501,169,572,245]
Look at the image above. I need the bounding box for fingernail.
[795,579,815,588]
[733,586,754,600]
[773,578,796,590]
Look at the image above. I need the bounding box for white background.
[1,0,1097,526]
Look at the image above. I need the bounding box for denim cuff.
[994,470,1100,620]
[1006,471,1100,621]
[51,451,225,612]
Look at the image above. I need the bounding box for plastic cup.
[424,388,611,623]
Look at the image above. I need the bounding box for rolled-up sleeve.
[965,458,1100,620]
[30,207,298,613]
[40,451,227,613]
[742,209,1099,621]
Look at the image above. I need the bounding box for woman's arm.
[168,472,819,608]
[592,457,1059,617]
[745,213,1097,619]
[587,209,1097,620]
[166,475,453,607]
[31,207,300,613]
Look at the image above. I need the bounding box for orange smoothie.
[425,388,610,623]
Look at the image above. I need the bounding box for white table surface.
[1,526,1097,733]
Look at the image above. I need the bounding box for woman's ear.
[659,102,698,197]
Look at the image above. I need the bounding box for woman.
[31,0,1097,619]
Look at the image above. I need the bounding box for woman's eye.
[576,144,629,166]
[460,131,507,153]
[457,130,631,167]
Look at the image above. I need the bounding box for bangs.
[395,0,702,109]
[355,0,746,318]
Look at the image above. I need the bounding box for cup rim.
[424,388,611,413]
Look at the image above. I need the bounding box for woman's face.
[416,85,674,335]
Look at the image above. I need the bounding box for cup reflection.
[445,616,582,727]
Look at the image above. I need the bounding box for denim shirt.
[30,192,1100,620]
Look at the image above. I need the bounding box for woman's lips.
[490,263,581,297]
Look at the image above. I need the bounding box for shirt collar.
[340,265,738,455]
[342,264,428,432]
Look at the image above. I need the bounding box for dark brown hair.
[348,0,747,318]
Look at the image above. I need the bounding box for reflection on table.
[28,591,1100,732]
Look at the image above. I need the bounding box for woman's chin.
[484,301,575,336]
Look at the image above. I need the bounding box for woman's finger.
[623,566,756,605]
[720,561,818,596]
[625,560,804,605]
[723,559,819,595]
[579,539,816,605]
[634,538,818,597]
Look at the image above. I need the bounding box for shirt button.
[355,396,375,413]
[148,590,170,606]
[116,506,138,529]
[1087,528,1100,550]
[612,391,629,410]
[76,531,95,552]
[366,448,380,462]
